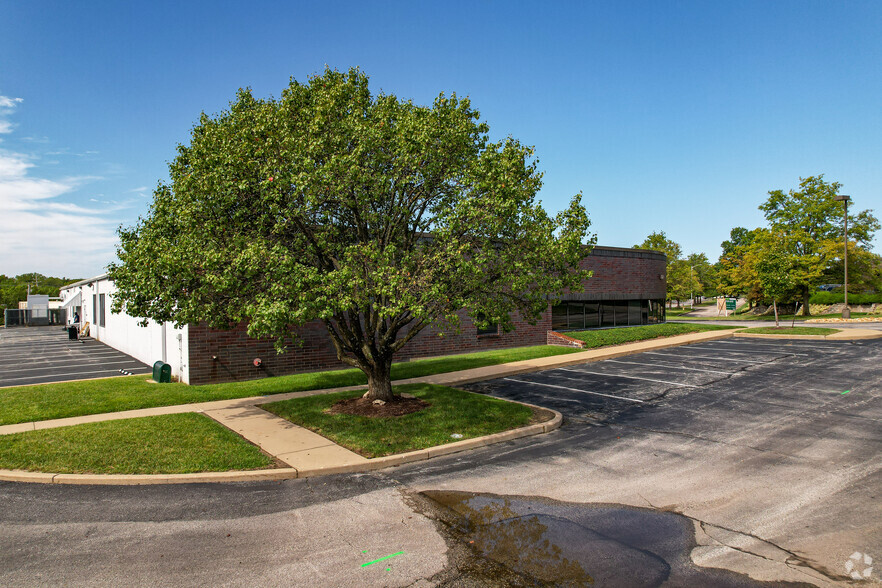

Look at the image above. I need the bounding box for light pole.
[690,265,694,309]
[834,194,851,319]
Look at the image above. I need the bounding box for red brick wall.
[187,309,551,385]
[185,246,666,384]
[187,321,342,385]
[546,330,586,348]
[564,246,667,301]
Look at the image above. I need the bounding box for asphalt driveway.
[0,326,151,387]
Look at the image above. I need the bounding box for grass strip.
[563,323,736,347]
[737,326,840,336]
[261,383,534,458]
[0,413,274,474]
[0,345,581,426]
[672,312,878,322]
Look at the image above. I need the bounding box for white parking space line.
[605,359,735,375]
[644,351,769,364]
[557,368,701,388]
[0,361,147,375]
[685,345,809,356]
[0,369,149,384]
[0,350,130,360]
[715,340,840,350]
[503,378,645,403]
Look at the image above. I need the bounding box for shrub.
[809,292,882,305]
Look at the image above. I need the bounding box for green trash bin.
[152,361,171,383]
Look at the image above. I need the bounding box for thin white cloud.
[0,95,23,135]
[0,96,23,109]
[0,150,118,277]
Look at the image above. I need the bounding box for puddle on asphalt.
[411,491,812,587]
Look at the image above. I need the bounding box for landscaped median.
[734,326,882,341]
[0,384,556,479]
[0,323,736,482]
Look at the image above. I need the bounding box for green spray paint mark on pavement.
[361,551,404,568]
[842,390,850,395]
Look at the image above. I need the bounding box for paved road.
[1,339,880,586]
[0,326,151,387]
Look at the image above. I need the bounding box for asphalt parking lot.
[0,326,152,387]
[0,336,879,586]
[464,337,865,423]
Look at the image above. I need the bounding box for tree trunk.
[362,360,395,402]
[801,288,811,316]
[773,300,779,327]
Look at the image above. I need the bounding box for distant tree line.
[0,274,78,319]
[634,175,880,315]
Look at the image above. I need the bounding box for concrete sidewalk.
[2,327,878,484]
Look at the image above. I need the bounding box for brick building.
[61,246,666,385]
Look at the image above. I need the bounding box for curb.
[734,330,882,341]
[0,404,561,485]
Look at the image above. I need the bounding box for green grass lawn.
[0,413,274,474]
[0,345,583,426]
[663,307,694,317]
[261,383,535,458]
[674,311,879,322]
[564,323,736,347]
[738,326,840,336]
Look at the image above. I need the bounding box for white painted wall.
[60,277,190,383]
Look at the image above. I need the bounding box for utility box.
[152,361,171,383]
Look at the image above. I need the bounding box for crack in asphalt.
[633,493,846,584]
[694,520,851,584]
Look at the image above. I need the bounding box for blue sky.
[1,0,880,278]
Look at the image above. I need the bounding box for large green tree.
[759,175,879,314]
[716,227,766,307]
[109,68,593,401]
[634,231,681,263]
[754,234,798,326]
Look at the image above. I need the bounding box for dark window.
[551,304,568,331]
[628,300,642,325]
[584,303,600,328]
[614,301,628,326]
[567,302,584,330]
[475,313,498,336]
[98,294,106,327]
[92,294,97,325]
[647,299,666,324]
[600,303,615,327]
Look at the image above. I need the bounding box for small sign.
[725,298,737,311]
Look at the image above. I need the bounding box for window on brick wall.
[475,313,499,336]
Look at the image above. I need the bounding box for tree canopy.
[0,274,76,322]
[634,231,710,305]
[759,175,879,314]
[753,236,797,326]
[109,67,593,400]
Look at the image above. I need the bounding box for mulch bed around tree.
[327,395,431,418]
